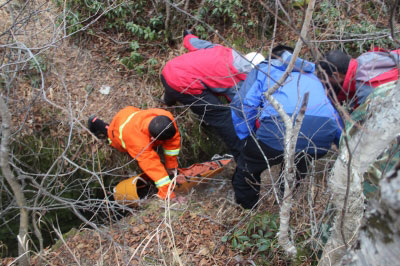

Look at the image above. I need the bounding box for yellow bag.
[113,175,151,202]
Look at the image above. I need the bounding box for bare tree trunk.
[262,0,316,257]
[274,93,309,257]
[341,162,400,265]
[319,82,400,265]
[0,96,30,266]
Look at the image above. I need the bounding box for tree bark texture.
[0,96,30,266]
[275,93,309,257]
[265,93,297,256]
[319,82,400,265]
[341,163,400,265]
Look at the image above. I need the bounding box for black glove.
[88,115,109,139]
[183,29,192,37]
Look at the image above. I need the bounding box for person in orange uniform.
[88,106,181,199]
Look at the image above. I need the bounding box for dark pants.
[232,136,325,209]
[161,75,243,159]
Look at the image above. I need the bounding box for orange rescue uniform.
[107,106,181,199]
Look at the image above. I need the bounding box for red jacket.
[340,49,400,108]
[161,34,251,100]
[107,107,181,199]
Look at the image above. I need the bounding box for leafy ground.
[28,168,250,266]
[1,158,330,265]
[0,0,357,264]
[1,161,292,265]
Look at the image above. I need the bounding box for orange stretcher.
[113,157,232,203]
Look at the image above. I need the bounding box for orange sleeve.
[126,145,169,183]
[162,124,181,169]
[126,146,176,199]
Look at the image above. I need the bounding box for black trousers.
[232,136,325,209]
[161,75,243,159]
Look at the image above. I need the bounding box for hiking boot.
[88,115,109,139]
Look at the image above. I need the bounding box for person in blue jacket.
[230,46,342,209]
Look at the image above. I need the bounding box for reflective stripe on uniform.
[154,176,171,188]
[119,112,138,149]
[164,148,180,156]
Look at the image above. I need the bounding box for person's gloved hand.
[166,168,176,177]
[157,184,176,199]
[183,29,192,37]
[167,168,187,184]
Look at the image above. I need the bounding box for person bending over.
[88,106,183,199]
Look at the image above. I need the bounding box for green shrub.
[53,0,166,39]
[126,23,158,41]
[208,0,243,23]
[222,212,279,256]
[54,0,135,33]
[313,0,396,53]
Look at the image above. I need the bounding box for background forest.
[0,0,399,265]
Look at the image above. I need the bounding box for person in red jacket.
[319,48,400,109]
[161,30,265,159]
[88,107,183,199]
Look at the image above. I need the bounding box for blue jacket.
[231,52,342,155]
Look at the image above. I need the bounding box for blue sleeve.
[271,51,315,73]
[230,67,265,139]
[334,128,341,147]
[333,110,343,146]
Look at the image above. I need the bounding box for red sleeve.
[183,34,200,52]
[340,58,358,103]
[370,47,388,52]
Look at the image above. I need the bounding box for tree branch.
[0,96,30,266]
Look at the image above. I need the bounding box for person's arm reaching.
[162,121,181,169]
[183,33,217,52]
[127,145,176,199]
[162,125,187,184]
